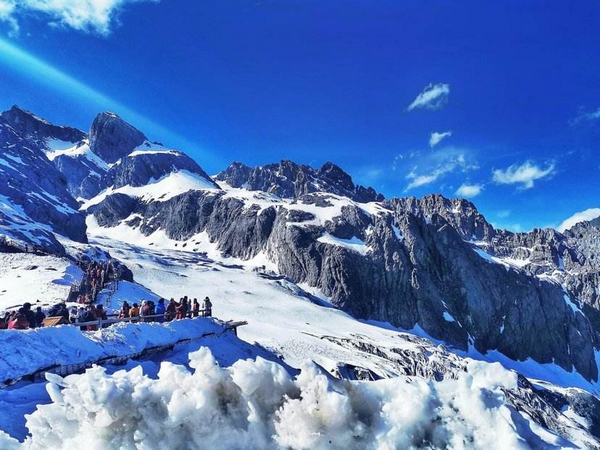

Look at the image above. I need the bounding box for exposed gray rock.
[0,106,109,201]
[0,117,87,253]
[0,105,85,144]
[89,112,146,164]
[215,160,383,203]
[89,187,599,380]
[390,194,496,241]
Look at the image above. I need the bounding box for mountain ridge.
[3,106,600,382]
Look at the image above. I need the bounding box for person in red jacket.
[141,300,153,323]
[166,298,177,321]
[87,304,98,331]
[8,310,30,330]
[192,299,200,317]
[175,298,188,320]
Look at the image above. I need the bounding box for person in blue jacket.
[155,298,166,323]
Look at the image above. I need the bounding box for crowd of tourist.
[0,296,214,331]
[117,296,213,323]
[0,303,45,330]
[76,260,114,304]
[1,257,215,331]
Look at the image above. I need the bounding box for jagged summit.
[215,159,384,203]
[89,111,147,164]
[0,105,86,143]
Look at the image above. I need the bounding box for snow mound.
[11,348,569,449]
[0,319,223,384]
[82,170,218,210]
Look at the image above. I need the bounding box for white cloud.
[405,151,477,191]
[0,0,158,35]
[492,161,555,190]
[407,83,450,111]
[557,208,600,232]
[455,183,483,198]
[429,131,452,148]
[570,107,600,125]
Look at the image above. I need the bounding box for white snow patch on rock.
[317,233,368,255]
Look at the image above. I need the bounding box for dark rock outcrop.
[0,116,87,253]
[216,160,383,203]
[89,112,146,164]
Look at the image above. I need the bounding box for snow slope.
[0,229,599,447]
[0,253,82,311]
[87,230,600,394]
[81,170,219,210]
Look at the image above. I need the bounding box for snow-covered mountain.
[3,106,600,448]
[90,156,600,381]
[0,106,87,253]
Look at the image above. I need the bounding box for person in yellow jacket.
[129,303,140,322]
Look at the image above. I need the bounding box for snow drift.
[0,319,223,384]
[4,348,569,449]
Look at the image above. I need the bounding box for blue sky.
[0,0,599,231]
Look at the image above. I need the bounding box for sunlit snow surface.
[45,139,109,172]
[0,253,82,310]
[2,349,574,450]
[317,232,368,255]
[81,170,219,210]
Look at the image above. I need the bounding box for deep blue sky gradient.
[0,0,599,230]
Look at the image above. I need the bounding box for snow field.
[0,253,82,311]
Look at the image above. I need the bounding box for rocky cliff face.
[0,112,87,253]
[89,112,147,164]
[0,105,85,144]
[88,185,599,380]
[216,160,384,203]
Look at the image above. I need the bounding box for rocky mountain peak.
[390,193,495,241]
[89,112,147,164]
[215,159,383,203]
[0,105,86,143]
[317,161,354,191]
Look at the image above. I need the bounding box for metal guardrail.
[66,310,215,328]
[0,318,248,388]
